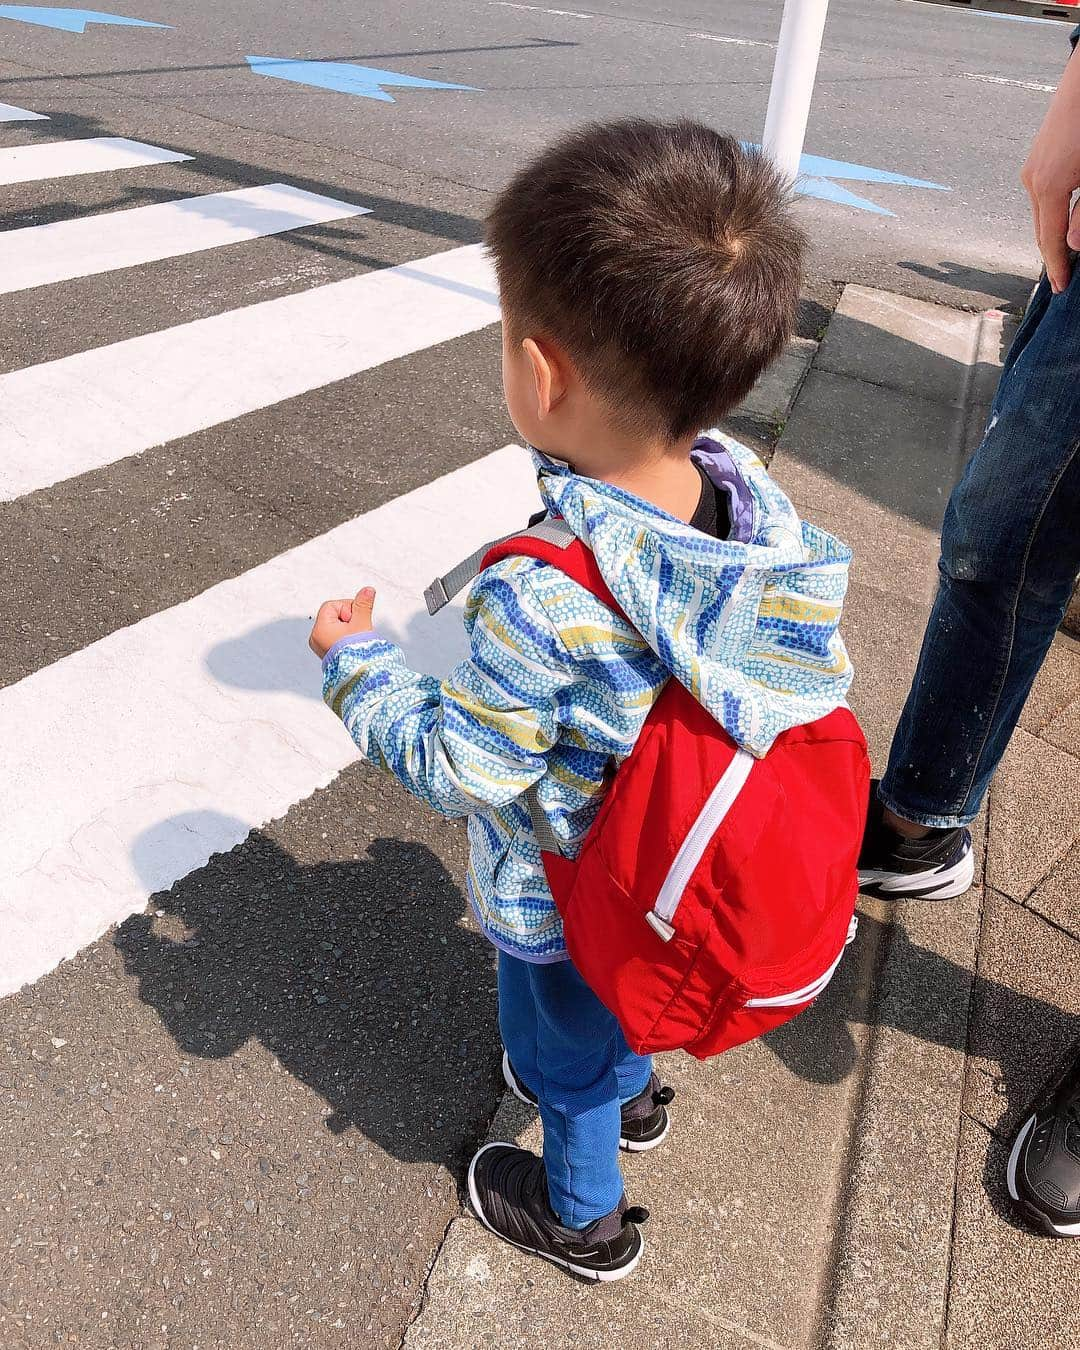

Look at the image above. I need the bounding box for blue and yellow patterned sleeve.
[321,559,578,818]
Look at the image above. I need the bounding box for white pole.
[762,0,830,182]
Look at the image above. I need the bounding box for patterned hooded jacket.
[322,433,854,962]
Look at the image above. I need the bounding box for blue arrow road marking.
[245,56,478,103]
[0,6,170,30]
[796,152,949,217]
[746,144,949,216]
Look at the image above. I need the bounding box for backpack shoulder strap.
[424,517,626,621]
[424,517,630,859]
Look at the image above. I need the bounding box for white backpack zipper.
[744,915,859,1008]
[644,748,755,942]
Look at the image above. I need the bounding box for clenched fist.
[309,586,377,660]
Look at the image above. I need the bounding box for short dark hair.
[486,119,805,441]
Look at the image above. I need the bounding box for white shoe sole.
[859,842,975,901]
[467,1141,645,1281]
[502,1049,537,1106]
[620,1115,670,1152]
[501,1051,669,1152]
[1006,1114,1080,1238]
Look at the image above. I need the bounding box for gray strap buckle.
[424,516,576,616]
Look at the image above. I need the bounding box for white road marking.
[0,443,539,999]
[0,101,47,121]
[960,72,1057,93]
[493,1,776,44]
[0,136,191,186]
[0,244,499,501]
[691,31,774,48]
[492,2,593,16]
[0,183,371,295]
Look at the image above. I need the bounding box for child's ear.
[522,338,568,419]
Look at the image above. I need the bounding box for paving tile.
[815,286,986,408]
[1018,633,1080,740]
[945,892,1080,1350]
[1027,841,1080,940]
[962,890,1080,1139]
[739,337,817,429]
[405,1192,796,1350]
[408,943,886,1350]
[1040,693,1079,761]
[1064,579,1080,639]
[841,580,932,770]
[777,368,965,533]
[822,878,983,1349]
[947,1121,1080,1350]
[775,455,941,605]
[986,728,1080,902]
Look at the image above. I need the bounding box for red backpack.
[428,521,869,1059]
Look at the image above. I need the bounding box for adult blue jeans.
[879,266,1080,828]
[497,951,652,1228]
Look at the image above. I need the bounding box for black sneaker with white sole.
[468,1141,648,1281]
[502,1051,674,1152]
[1007,1050,1080,1238]
[857,783,974,901]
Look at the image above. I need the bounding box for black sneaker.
[857,783,974,901]
[501,1051,674,1152]
[467,1141,648,1281]
[1007,1050,1080,1238]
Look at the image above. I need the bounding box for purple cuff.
[321,631,379,671]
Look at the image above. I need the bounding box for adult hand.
[1020,45,1080,294]
[309,587,377,659]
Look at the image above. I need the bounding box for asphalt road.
[0,0,1070,309]
[0,2,1071,1346]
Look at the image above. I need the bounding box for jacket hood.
[534,432,853,756]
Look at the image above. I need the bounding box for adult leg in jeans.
[879,267,1080,830]
[863,267,1080,1240]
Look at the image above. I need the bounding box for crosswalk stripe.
[0,101,47,122]
[0,243,499,502]
[0,443,537,998]
[0,183,372,294]
[0,135,191,186]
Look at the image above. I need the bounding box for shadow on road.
[764,905,1074,1113]
[762,902,1079,1228]
[898,259,1036,311]
[115,808,500,1172]
[0,106,486,261]
[0,38,579,88]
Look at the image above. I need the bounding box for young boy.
[309,120,854,1281]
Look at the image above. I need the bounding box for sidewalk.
[404,288,1080,1349]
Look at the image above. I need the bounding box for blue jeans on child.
[497,950,653,1228]
[879,266,1080,828]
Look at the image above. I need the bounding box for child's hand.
[309,587,377,660]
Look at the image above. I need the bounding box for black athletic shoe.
[467,1141,648,1281]
[1007,1050,1080,1238]
[857,782,975,901]
[501,1051,674,1152]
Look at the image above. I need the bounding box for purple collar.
[691,436,755,543]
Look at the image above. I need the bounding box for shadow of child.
[115,811,500,1173]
